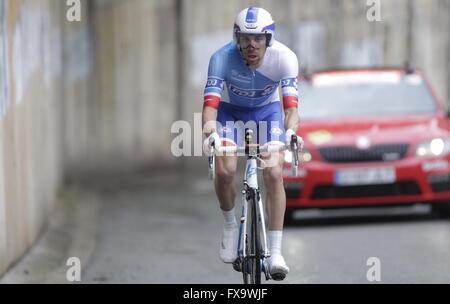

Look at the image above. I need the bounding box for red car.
[284,68,450,220]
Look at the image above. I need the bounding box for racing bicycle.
[208,129,300,284]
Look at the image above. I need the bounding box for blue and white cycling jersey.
[203,40,299,145]
[203,41,299,110]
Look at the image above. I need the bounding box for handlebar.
[208,129,301,179]
[215,143,288,155]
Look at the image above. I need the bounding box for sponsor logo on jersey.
[281,78,298,88]
[231,69,251,80]
[229,84,276,98]
[230,69,252,83]
[205,78,224,89]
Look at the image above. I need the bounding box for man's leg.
[215,155,238,212]
[262,152,285,230]
[215,154,239,263]
[262,152,290,279]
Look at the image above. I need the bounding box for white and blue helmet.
[233,7,276,47]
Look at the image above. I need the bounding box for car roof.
[299,67,444,113]
[300,67,419,81]
[310,66,417,75]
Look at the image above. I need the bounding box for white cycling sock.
[222,207,237,230]
[268,230,283,256]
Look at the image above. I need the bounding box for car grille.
[311,181,421,200]
[285,182,303,199]
[318,144,409,163]
[428,174,450,193]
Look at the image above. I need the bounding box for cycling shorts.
[216,101,286,146]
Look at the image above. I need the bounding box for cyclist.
[202,7,302,280]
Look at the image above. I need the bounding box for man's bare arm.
[284,107,299,133]
[202,106,218,137]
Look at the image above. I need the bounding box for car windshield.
[299,73,437,120]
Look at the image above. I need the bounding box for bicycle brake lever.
[208,156,215,180]
[208,141,215,180]
[291,139,299,178]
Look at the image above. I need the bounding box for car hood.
[300,114,450,148]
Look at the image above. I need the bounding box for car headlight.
[285,149,312,163]
[416,138,450,157]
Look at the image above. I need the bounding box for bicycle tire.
[250,194,261,284]
[242,204,250,284]
[242,255,250,284]
[242,206,251,284]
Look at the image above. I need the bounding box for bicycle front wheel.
[251,198,261,284]
[243,197,261,284]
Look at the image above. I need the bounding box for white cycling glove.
[203,132,221,156]
[285,129,304,152]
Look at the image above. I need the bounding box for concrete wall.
[60,0,94,179]
[0,0,95,276]
[0,0,66,275]
[0,0,180,275]
[63,0,179,179]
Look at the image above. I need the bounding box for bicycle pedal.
[271,273,286,281]
[262,261,270,280]
[232,260,241,273]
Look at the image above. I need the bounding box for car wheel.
[284,209,295,226]
[432,202,450,219]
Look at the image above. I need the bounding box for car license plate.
[335,167,396,186]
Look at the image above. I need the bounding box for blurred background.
[0,0,449,282]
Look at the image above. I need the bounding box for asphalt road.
[2,167,450,284]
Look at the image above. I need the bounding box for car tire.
[284,209,295,226]
[431,202,450,219]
